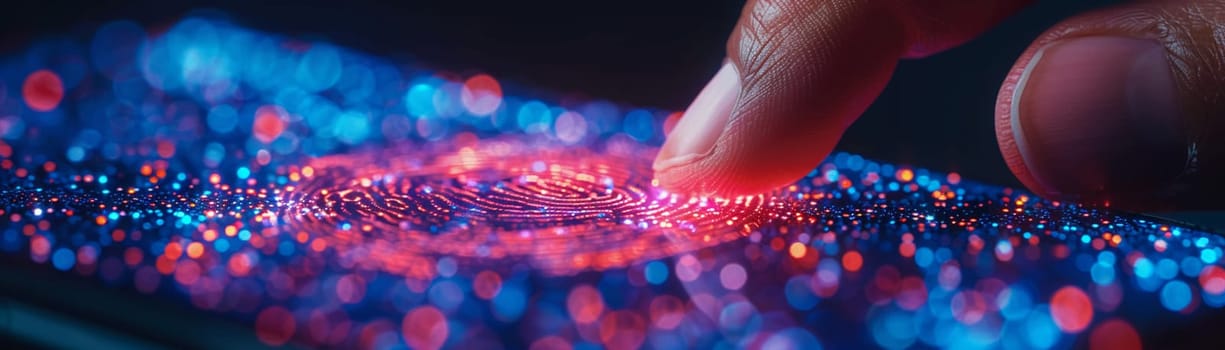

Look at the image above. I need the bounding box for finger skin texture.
[654,0,1030,197]
[996,1,1225,210]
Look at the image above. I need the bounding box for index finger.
[653,0,1032,196]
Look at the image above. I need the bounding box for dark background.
[0,0,1129,188]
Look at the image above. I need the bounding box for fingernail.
[653,62,741,171]
[1011,36,1186,198]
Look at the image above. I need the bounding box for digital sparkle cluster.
[0,15,1222,350]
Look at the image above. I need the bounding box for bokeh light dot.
[842,251,863,272]
[648,295,685,330]
[255,306,296,346]
[567,285,605,324]
[675,255,701,282]
[719,263,747,291]
[553,111,587,144]
[460,74,502,116]
[402,306,448,350]
[597,310,646,350]
[1050,286,1093,333]
[1200,265,1225,295]
[473,270,503,300]
[23,69,64,112]
[529,336,572,350]
[763,327,822,350]
[253,105,287,143]
[784,275,818,310]
[1161,280,1193,311]
[52,247,75,270]
[1089,319,1142,350]
[644,261,668,285]
[1026,308,1060,349]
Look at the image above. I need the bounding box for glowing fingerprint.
[282,138,766,275]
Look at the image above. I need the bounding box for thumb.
[997,0,1225,210]
[653,0,1030,196]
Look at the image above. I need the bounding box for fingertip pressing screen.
[0,16,1221,349]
